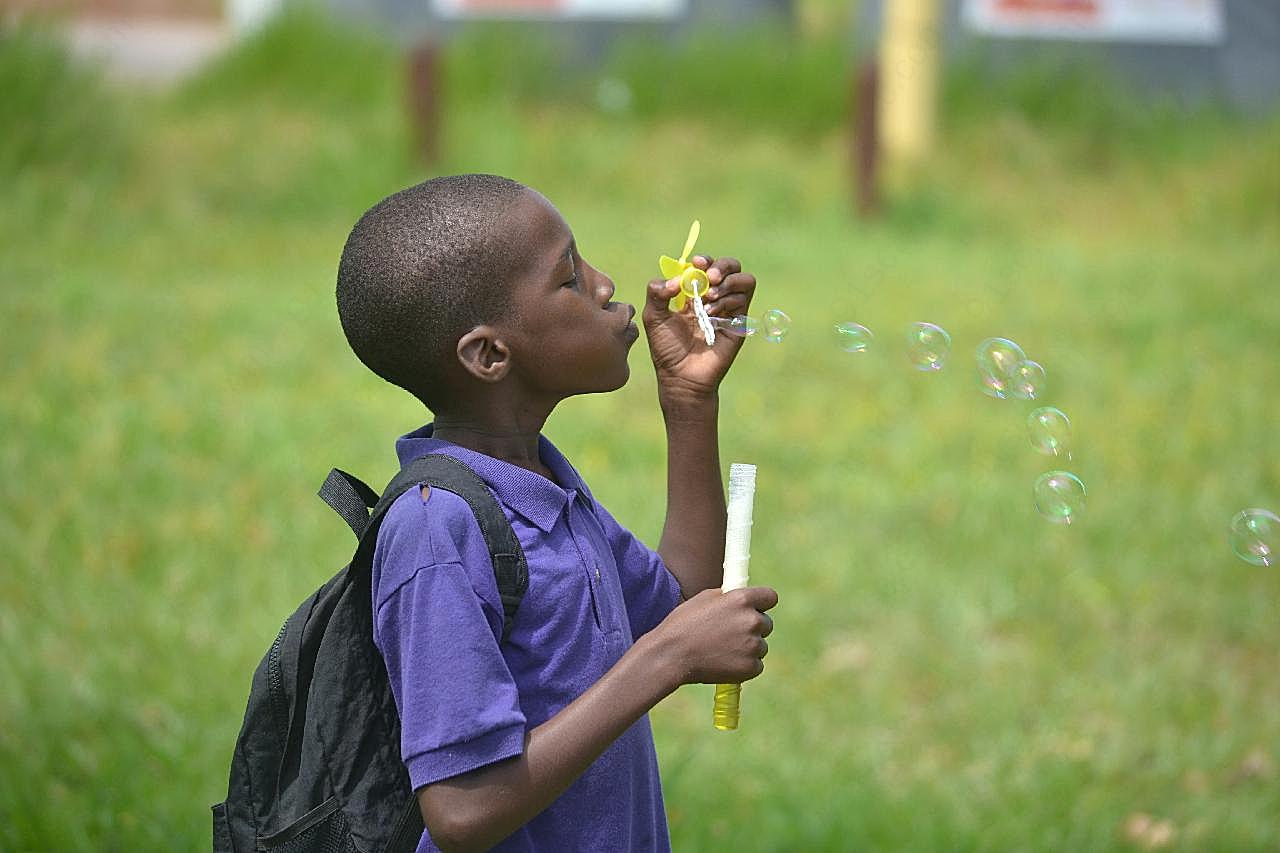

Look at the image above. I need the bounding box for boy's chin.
[571,366,631,398]
[610,364,632,390]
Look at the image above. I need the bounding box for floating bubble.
[976,337,1026,399]
[905,322,951,371]
[1229,508,1279,567]
[834,322,874,353]
[1027,407,1072,459]
[1033,470,1086,525]
[762,308,792,343]
[595,77,633,114]
[1010,360,1047,400]
[708,315,761,338]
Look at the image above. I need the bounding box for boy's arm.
[417,585,777,852]
[642,257,756,597]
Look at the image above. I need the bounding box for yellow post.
[877,0,940,182]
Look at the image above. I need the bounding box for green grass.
[2,10,1278,851]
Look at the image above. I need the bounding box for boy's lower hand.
[646,586,777,687]
[643,255,757,406]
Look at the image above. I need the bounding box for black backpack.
[213,454,529,853]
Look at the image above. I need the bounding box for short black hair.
[336,174,528,409]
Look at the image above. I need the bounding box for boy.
[336,174,778,852]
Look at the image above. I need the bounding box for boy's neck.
[431,415,554,480]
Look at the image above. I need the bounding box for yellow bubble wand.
[659,220,717,346]
[658,220,710,310]
[713,462,757,730]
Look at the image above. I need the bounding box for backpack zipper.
[267,618,290,746]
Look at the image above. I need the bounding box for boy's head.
[336,174,527,409]
[337,174,637,413]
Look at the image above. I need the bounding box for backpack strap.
[318,468,380,539]
[353,454,530,642]
[385,795,427,853]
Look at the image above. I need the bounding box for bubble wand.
[713,462,757,730]
[659,220,717,347]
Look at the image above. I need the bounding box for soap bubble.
[1010,360,1047,400]
[976,337,1026,398]
[905,322,951,371]
[1027,407,1072,459]
[1229,508,1279,567]
[834,322,874,353]
[762,309,791,343]
[595,77,633,114]
[709,315,761,337]
[1033,470,1086,525]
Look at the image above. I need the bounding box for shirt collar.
[394,423,587,533]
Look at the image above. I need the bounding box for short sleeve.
[590,502,682,640]
[372,489,528,790]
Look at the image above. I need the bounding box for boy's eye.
[562,275,579,289]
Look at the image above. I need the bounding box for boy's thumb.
[644,277,680,320]
[738,586,779,612]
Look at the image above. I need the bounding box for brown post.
[852,59,880,218]
[407,40,441,165]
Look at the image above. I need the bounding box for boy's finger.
[705,272,756,303]
[690,256,723,287]
[644,277,681,316]
[709,256,742,278]
[733,586,779,612]
[705,294,750,318]
[705,273,756,317]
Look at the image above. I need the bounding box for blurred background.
[1,0,1277,849]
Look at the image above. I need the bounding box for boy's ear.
[456,326,512,383]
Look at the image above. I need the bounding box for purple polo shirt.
[371,424,683,852]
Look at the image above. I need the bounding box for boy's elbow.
[418,787,489,853]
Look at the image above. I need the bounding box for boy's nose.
[593,268,616,304]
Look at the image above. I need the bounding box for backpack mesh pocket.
[255,798,359,853]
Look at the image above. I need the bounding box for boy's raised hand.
[643,255,756,403]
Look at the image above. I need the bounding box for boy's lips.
[617,303,638,341]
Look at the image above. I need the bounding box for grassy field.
[1,11,1278,851]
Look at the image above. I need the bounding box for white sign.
[432,0,685,19]
[963,0,1225,44]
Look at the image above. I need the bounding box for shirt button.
[594,565,601,581]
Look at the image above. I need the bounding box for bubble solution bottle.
[713,462,757,731]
